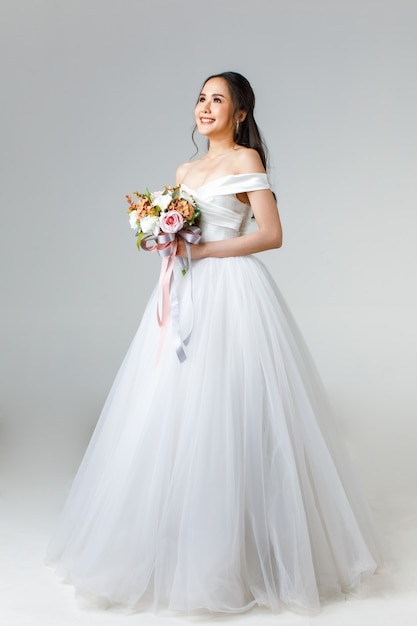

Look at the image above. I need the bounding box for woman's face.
[195,77,235,139]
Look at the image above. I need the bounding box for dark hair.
[192,71,269,170]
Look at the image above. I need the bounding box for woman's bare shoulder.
[234,147,265,174]
[176,161,194,184]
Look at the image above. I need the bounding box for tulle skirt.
[46,255,382,614]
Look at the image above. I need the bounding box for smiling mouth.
[200,117,215,124]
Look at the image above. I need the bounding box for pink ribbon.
[140,227,201,362]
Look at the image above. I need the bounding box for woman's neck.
[205,138,238,160]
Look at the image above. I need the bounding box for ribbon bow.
[140,226,201,362]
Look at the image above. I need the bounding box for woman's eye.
[199,96,205,103]
[213,97,221,103]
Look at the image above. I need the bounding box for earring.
[235,121,240,136]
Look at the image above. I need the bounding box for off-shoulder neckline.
[180,172,268,192]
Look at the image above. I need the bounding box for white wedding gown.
[46,173,383,614]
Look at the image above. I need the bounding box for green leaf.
[136,231,145,250]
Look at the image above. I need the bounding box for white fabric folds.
[46,174,383,614]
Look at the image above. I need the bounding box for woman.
[46,71,383,614]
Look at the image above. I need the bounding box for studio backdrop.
[1,0,416,503]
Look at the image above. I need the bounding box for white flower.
[151,190,171,211]
[140,215,160,236]
[129,210,139,230]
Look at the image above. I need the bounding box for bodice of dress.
[181,173,270,242]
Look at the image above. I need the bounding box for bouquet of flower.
[125,184,202,363]
[126,185,201,249]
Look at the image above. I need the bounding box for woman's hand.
[175,237,206,260]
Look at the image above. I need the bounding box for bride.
[46,71,383,614]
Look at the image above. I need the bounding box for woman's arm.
[176,150,282,259]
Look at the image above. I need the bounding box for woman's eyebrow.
[199,92,225,98]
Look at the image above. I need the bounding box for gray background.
[1,0,416,507]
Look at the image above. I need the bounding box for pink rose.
[159,210,184,234]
